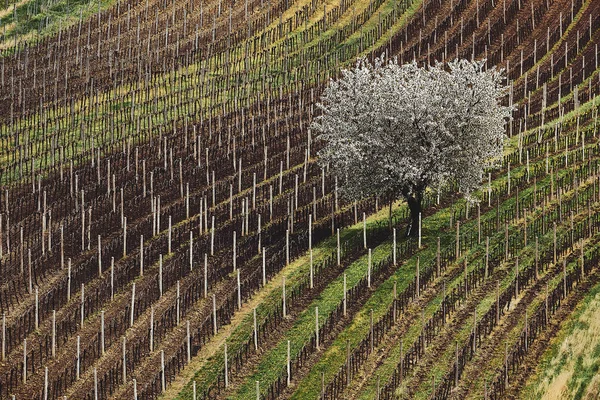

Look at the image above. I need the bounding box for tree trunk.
[405,191,423,238]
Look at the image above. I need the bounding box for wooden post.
[204,253,208,298]
[159,254,163,297]
[189,231,193,271]
[253,308,258,351]
[60,224,64,268]
[101,310,105,355]
[363,212,367,248]
[98,235,102,275]
[309,214,312,251]
[35,288,39,329]
[508,162,511,194]
[213,294,218,335]
[133,379,138,400]
[337,228,341,266]
[262,248,267,286]
[211,216,215,255]
[258,214,262,254]
[23,339,27,383]
[150,306,154,352]
[94,368,98,400]
[187,321,191,363]
[81,283,85,327]
[256,381,260,400]
[1,312,5,361]
[44,366,49,400]
[224,343,229,388]
[186,183,190,219]
[310,249,314,289]
[237,270,242,309]
[233,230,237,271]
[111,257,115,300]
[287,340,291,385]
[76,336,80,379]
[28,249,33,294]
[161,350,166,392]
[121,336,127,382]
[140,235,144,276]
[123,217,127,256]
[418,212,422,248]
[130,283,136,327]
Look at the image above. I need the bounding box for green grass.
[173,200,408,399]
[290,119,589,398]
[0,0,422,185]
[230,231,408,399]
[0,0,115,52]
[521,276,600,400]
[348,140,600,399]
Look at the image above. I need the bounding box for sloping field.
[521,279,600,400]
[1,0,600,399]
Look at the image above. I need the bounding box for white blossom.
[313,57,513,235]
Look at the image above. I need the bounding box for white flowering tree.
[312,57,512,236]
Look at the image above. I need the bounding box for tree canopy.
[312,57,513,236]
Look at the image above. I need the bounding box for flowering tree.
[312,57,512,236]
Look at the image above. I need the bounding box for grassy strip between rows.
[0,0,422,184]
[0,0,115,51]
[411,208,595,400]
[352,138,598,398]
[232,195,462,400]
[295,113,595,399]
[393,158,599,399]
[170,199,407,399]
[292,205,462,400]
[520,272,600,400]
[176,94,596,400]
[353,190,541,399]
[468,239,600,400]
